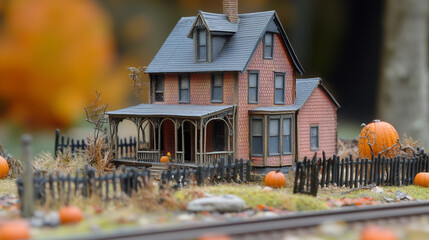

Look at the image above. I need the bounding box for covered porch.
[106,104,236,165]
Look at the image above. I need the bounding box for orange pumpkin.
[414,172,429,187]
[59,206,83,224]
[358,120,399,159]
[264,170,286,188]
[361,225,398,240]
[0,220,30,240]
[0,156,9,178]
[197,233,232,240]
[160,156,169,163]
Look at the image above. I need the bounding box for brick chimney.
[223,0,238,23]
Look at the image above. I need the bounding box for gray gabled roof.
[146,10,304,74]
[106,104,233,118]
[249,78,340,112]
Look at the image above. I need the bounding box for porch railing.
[205,151,231,165]
[137,151,159,162]
[175,151,184,163]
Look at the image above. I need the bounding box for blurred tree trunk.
[378,0,429,148]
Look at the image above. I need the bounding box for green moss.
[175,184,327,211]
[319,185,429,201]
[292,194,329,211]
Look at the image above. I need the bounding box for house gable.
[242,13,304,75]
[297,85,339,160]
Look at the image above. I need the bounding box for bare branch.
[128,66,148,96]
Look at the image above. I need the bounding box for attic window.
[197,28,208,61]
[263,32,274,59]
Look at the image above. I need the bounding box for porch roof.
[106,104,234,119]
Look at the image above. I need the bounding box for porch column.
[181,121,185,163]
[195,120,198,164]
[158,120,161,161]
[204,122,207,165]
[136,119,141,161]
[108,117,120,159]
[200,120,203,165]
[174,120,178,163]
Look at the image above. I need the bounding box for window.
[248,71,259,104]
[263,32,274,59]
[310,126,319,150]
[212,120,225,151]
[274,73,285,104]
[179,75,190,103]
[269,117,280,155]
[197,28,207,61]
[283,117,292,154]
[251,118,263,156]
[211,73,223,103]
[153,74,164,102]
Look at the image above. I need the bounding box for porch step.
[149,164,169,178]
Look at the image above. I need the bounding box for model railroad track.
[75,201,429,240]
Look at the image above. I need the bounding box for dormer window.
[263,32,274,59]
[197,28,208,62]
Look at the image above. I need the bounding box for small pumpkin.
[264,170,286,188]
[358,120,399,159]
[0,220,30,240]
[361,225,398,240]
[59,206,83,224]
[414,172,429,187]
[160,156,169,163]
[0,156,9,178]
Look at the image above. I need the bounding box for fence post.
[321,154,326,187]
[196,166,204,185]
[310,162,320,196]
[54,129,60,157]
[245,160,251,182]
[21,134,34,217]
[226,156,232,183]
[293,162,301,194]
[239,159,244,182]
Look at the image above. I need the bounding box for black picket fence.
[293,152,429,196]
[54,129,137,159]
[16,166,151,206]
[161,158,252,186]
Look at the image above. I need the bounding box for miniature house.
[107,0,340,171]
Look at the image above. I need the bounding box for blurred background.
[0,0,427,158]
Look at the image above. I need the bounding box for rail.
[72,201,429,240]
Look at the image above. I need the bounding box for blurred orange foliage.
[0,0,127,129]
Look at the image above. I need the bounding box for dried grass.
[0,178,18,195]
[83,136,114,173]
[33,151,86,173]
[337,138,359,160]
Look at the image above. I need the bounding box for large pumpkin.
[358,120,399,159]
[0,156,9,178]
[414,172,429,187]
[0,220,30,240]
[59,206,83,224]
[361,225,398,240]
[160,156,169,163]
[264,170,286,188]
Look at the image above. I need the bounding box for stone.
[177,213,194,221]
[395,190,407,200]
[371,186,384,194]
[263,186,273,192]
[384,197,394,203]
[30,217,44,228]
[43,211,60,227]
[187,194,246,212]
